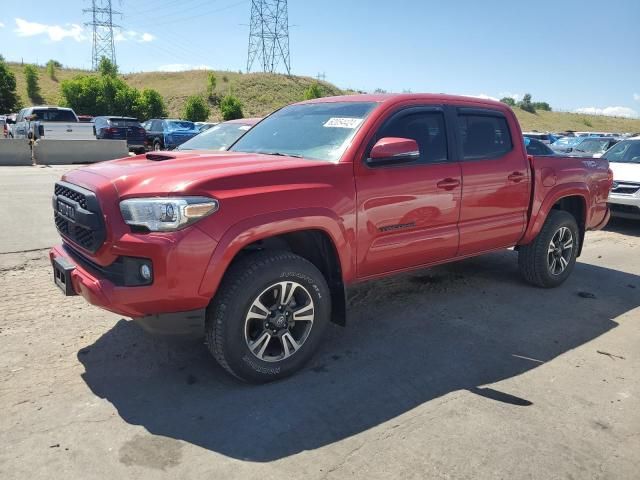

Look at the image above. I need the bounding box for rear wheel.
[518,210,579,288]
[206,250,331,383]
[153,140,162,151]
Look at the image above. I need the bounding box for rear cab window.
[31,109,77,122]
[457,109,513,160]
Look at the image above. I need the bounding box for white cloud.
[115,30,155,43]
[574,106,638,118]
[0,22,5,28]
[157,63,214,72]
[634,93,640,101]
[14,18,86,42]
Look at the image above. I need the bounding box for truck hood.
[63,151,330,197]
[609,162,640,182]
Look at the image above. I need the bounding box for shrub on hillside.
[220,95,243,120]
[500,97,516,107]
[139,89,167,119]
[303,82,323,100]
[98,57,118,77]
[183,95,210,122]
[46,60,60,80]
[24,64,42,103]
[207,72,217,100]
[532,102,552,112]
[0,58,21,112]
[518,93,536,113]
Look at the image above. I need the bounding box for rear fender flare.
[198,208,353,299]
[520,183,588,245]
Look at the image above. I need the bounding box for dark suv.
[94,116,147,154]
[143,119,200,151]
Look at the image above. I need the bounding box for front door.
[355,107,462,278]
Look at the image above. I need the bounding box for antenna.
[247,0,291,75]
[84,0,121,70]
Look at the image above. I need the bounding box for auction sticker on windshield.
[323,117,363,129]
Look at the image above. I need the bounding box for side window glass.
[458,113,513,160]
[378,111,448,163]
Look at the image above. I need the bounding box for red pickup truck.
[50,94,612,382]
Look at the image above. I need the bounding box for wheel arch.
[199,211,353,325]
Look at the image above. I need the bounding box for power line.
[247,0,291,75]
[84,0,122,70]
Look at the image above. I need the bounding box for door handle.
[508,172,525,183]
[437,178,460,190]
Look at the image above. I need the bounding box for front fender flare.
[197,208,354,299]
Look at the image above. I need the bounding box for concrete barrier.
[0,139,33,166]
[33,139,129,165]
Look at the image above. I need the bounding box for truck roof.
[299,93,507,109]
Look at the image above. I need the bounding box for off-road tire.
[518,210,579,288]
[206,250,331,383]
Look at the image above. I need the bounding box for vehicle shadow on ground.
[77,251,640,462]
[604,217,639,237]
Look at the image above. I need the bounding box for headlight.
[119,197,219,232]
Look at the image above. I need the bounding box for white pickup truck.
[12,106,94,140]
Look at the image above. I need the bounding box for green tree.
[98,56,118,77]
[207,72,217,100]
[517,93,536,113]
[532,101,552,112]
[24,64,42,103]
[138,89,167,120]
[46,60,60,80]
[500,97,516,107]
[219,95,243,120]
[303,82,323,100]
[0,59,21,112]
[183,95,210,122]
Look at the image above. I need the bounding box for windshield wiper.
[260,151,303,158]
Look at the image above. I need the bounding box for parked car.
[601,138,640,219]
[12,106,94,140]
[522,132,558,144]
[77,115,94,123]
[50,94,612,383]
[144,119,200,151]
[551,136,582,153]
[0,116,6,138]
[524,137,555,156]
[177,118,261,152]
[569,137,619,158]
[4,114,17,138]
[94,116,147,154]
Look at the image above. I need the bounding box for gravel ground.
[0,167,639,479]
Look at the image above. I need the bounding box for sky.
[1,0,639,117]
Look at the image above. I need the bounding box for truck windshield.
[602,140,640,163]
[230,102,378,162]
[31,109,77,122]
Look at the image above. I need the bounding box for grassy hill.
[7,62,640,132]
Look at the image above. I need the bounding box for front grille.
[53,181,106,253]
[54,184,88,209]
[611,182,640,195]
[609,204,640,215]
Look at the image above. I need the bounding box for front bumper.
[608,193,640,219]
[49,226,216,319]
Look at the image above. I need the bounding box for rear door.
[455,108,531,256]
[355,106,462,278]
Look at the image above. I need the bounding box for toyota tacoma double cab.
[50,94,613,383]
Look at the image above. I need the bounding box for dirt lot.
[1,166,639,479]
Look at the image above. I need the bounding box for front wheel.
[518,210,579,288]
[153,140,162,151]
[206,250,331,383]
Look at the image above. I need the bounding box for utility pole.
[84,0,121,71]
[247,0,291,75]
[316,72,326,81]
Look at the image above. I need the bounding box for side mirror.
[367,137,420,166]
